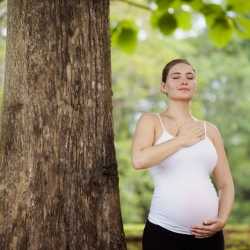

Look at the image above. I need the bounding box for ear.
[160,81,168,95]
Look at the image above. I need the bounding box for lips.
[178,88,190,91]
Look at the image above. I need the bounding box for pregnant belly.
[151,180,219,228]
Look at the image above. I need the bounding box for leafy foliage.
[111,0,250,52]
[112,19,139,53]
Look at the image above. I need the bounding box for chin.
[172,95,193,101]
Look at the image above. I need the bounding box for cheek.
[191,81,197,90]
[168,80,179,89]
[188,80,196,88]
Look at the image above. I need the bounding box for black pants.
[142,219,224,250]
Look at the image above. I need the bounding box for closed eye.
[172,77,194,79]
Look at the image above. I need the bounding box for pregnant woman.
[131,59,235,250]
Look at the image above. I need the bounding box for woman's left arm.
[191,122,235,238]
[210,123,235,226]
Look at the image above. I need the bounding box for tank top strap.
[204,121,207,137]
[156,113,167,133]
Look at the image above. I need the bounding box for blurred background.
[110,0,250,249]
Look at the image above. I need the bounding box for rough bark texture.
[0,1,127,249]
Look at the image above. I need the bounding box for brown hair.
[162,58,195,83]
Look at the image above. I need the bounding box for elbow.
[132,156,145,170]
[132,159,143,170]
[219,179,235,194]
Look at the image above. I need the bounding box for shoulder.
[137,112,158,124]
[134,112,158,132]
[204,120,223,142]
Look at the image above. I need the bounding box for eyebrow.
[171,72,195,75]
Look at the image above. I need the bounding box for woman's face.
[161,63,197,101]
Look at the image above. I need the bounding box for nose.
[180,78,188,85]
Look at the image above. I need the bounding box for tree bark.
[0,1,127,249]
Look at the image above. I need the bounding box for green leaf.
[158,12,178,35]
[208,16,233,47]
[200,4,225,27]
[176,11,192,30]
[227,0,250,14]
[150,9,162,28]
[200,3,224,16]
[153,0,182,10]
[155,0,175,9]
[111,20,138,53]
[151,11,177,35]
[188,0,203,11]
[233,16,250,39]
[168,0,182,9]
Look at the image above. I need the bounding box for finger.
[192,227,212,233]
[192,229,211,235]
[192,220,217,229]
[191,131,203,140]
[192,231,210,238]
[192,225,214,230]
[192,231,213,237]
[196,231,215,238]
[194,235,209,238]
[204,219,218,225]
[193,127,204,135]
[197,128,205,136]
[198,133,205,139]
[194,234,210,238]
[193,226,218,234]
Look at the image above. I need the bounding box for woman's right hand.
[176,121,205,147]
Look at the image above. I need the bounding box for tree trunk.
[0,1,127,249]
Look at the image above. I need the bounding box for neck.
[162,99,195,123]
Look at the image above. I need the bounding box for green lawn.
[124,223,250,250]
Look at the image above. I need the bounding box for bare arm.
[131,112,205,170]
[131,113,183,170]
[209,123,235,226]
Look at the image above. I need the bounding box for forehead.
[169,63,194,74]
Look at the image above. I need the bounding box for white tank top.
[147,113,219,235]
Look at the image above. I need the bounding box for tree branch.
[111,0,152,11]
